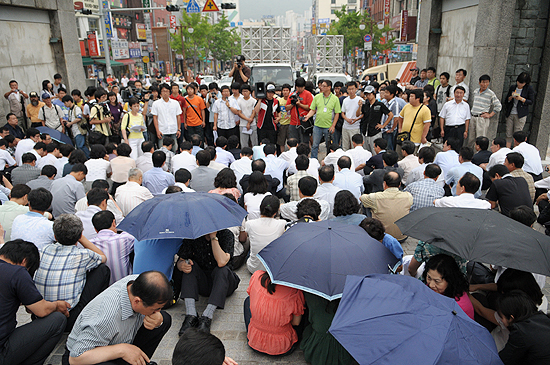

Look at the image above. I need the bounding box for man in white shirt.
[407,146,438,186]
[439,86,471,148]
[446,147,484,197]
[15,128,41,166]
[263,144,289,197]
[512,131,543,180]
[481,137,511,172]
[75,188,108,240]
[449,69,470,102]
[280,176,330,221]
[151,83,182,152]
[433,138,461,183]
[333,155,363,201]
[214,136,236,167]
[340,81,363,151]
[322,142,355,172]
[0,141,16,171]
[314,165,342,218]
[213,85,241,140]
[172,141,197,173]
[397,141,420,185]
[37,143,60,169]
[135,141,155,173]
[114,168,154,216]
[162,168,195,193]
[434,172,491,209]
[230,147,253,192]
[287,142,320,180]
[74,179,124,225]
[346,133,372,176]
[237,84,257,147]
[279,138,298,164]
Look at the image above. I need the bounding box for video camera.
[121,87,151,103]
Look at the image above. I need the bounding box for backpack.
[41,105,63,130]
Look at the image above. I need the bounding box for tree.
[209,14,241,73]
[327,6,394,54]
[169,12,211,78]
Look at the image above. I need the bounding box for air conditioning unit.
[156,22,163,26]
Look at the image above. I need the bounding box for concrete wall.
[437,5,478,87]
[0,0,86,122]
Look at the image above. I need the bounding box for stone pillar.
[49,0,86,93]
[529,21,550,158]
[416,0,442,69]
[470,0,517,140]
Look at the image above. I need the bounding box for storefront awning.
[81,57,94,66]
[116,59,135,65]
[93,59,124,67]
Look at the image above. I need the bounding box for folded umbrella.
[257,220,399,301]
[37,126,73,146]
[117,192,248,240]
[395,207,550,276]
[329,274,503,365]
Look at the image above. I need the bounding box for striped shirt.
[471,88,502,115]
[90,229,135,284]
[67,275,143,358]
[34,243,102,307]
[381,97,401,133]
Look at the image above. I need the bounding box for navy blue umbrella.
[37,126,73,146]
[329,274,503,365]
[257,220,399,300]
[117,192,248,241]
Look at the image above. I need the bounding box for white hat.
[266,84,276,92]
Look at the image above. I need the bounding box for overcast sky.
[239,0,311,21]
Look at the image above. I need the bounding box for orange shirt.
[185,95,206,127]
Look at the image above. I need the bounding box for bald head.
[130,271,172,307]
[383,171,401,188]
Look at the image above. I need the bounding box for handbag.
[396,105,424,145]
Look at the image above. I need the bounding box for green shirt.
[310,93,341,129]
[427,77,441,90]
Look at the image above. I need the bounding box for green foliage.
[169,13,240,66]
[327,5,395,54]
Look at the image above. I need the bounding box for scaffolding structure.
[240,26,292,64]
[306,34,344,77]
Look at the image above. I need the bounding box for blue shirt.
[133,238,183,280]
[191,146,203,156]
[382,233,404,260]
[142,167,175,196]
[446,161,484,197]
[404,178,445,212]
[252,145,266,160]
[11,211,55,251]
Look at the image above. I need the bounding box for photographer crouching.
[228,55,250,86]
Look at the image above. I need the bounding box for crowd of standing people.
[1,60,550,365]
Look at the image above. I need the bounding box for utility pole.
[180,27,191,82]
[99,1,112,76]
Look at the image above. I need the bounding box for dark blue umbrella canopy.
[117,192,248,240]
[37,126,73,145]
[329,274,503,365]
[257,220,399,300]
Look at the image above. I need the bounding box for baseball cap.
[364,85,376,94]
[266,84,276,92]
[411,67,419,71]
[29,91,39,98]
[41,93,51,99]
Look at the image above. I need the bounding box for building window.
[348,0,356,3]
[331,9,335,14]
[331,0,336,3]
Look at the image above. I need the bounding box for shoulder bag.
[396,105,425,145]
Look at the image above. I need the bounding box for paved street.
[18,235,545,364]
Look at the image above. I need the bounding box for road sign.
[364,41,372,50]
[202,0,219,12]
[186,0,200,13]
[142,56,150,63]
[364,34,372,42]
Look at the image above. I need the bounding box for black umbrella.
[395,207,550,276]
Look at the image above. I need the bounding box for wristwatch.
[211,236,219,241]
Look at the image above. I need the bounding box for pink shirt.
[456,291,475,319]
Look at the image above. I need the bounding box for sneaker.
[178,314,199,336]
[197,315,212,334]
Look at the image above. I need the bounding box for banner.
[112,40,129,59]
[136,23,147,40]
[400,10,408,42]
[87,31,99,57]
[128,42,142,58]
[384,0,390,23]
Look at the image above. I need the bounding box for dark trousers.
[66,264,111,332]
[444,124,466,147]
[205,122,215,146]
[218,126,239,141]
[180,263,240,309]
[111,181,125,195]
[0,312,66,365]
[289,125,308,144]
[229,240,250,270]
[62,311,171,365]
[257,128,277,145]
[275,187,291,203]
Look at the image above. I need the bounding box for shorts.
[277,124,289,146]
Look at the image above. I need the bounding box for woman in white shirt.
[245,195,286,274]
[243,171,272,220]
[84,144,112,190]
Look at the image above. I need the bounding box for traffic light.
[220,3,236,9]
[81,9,93,15]
[166,5,180,11]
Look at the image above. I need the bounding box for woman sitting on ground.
[245,195,285,274]
[496,290,550,364]
[330,190,366,226]
[422,253,474,319]
[243,171,271,220]
[209,168,241,200]
[244,270,305,356]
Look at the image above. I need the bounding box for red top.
[246,270,305,355]
[286,90,313,126]
[170,94,187,124]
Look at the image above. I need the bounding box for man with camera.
[228,55,250,86]
[286,77,313,144]
[89,89,113,145]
